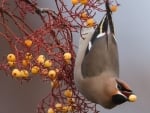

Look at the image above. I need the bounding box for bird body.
[74,28,120,108]
[74,1,136,109]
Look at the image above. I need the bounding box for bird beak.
[121,90,132,99]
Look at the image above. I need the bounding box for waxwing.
[74,0,136,109]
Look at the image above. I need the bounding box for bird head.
[112,79,135,105]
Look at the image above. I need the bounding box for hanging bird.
[74,0,136,109]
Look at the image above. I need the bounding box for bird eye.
[117,84,123,90]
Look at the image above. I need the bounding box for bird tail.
[105,0,115,35]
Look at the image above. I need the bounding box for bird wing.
[85,14,108,55]
[81,8,119,78]
[81,33,119,78]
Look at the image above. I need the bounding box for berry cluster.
[0,0,119,113]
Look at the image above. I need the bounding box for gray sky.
[0,0,150,113]
[100,0,150,113]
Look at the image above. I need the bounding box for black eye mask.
[112,94,128,105]
[117,82,132,92]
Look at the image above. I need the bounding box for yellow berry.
[64,90,73,98]
[68,106,73,112]
[25,52,32,60]
[110,5,118,12]
[80,12,88,19]
[51,80,59,88]
[37,55,45,64]
[44,60,52,68]
[128,94,137,102]
[67,98,75,104]
[71,0,79,5]
[80,0,88,5]
[7,53,16,62]
[65,59,71,64]
[31,66,40,74]
[48,108,55,113]
[64,52,72,60]
[24,39,32,47]
[55,103,62,110]
[8,61,16,67]
[86,18,95,27]
[20,70,29,78]
[22,59,29,67]
[48,70,57,79]
[12,69,21,77]
[62,106,68,112]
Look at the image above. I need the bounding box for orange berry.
[12,69,21,77]
[86,18,95,27]
[55,103,62,110]
[67,98,75,104]
[25,52,32,60]
[80,12,88,19]
[80,0,88,5]
[37,55,45,64]
[48,108,55,113]
[31,66,40,74]
[62,106,69,112]
[68,106,73,112]
[64,52,72,60]
[44,60,52,68]
[71,0,79,5]
[22,59,29,67]
[20,70,29,78]
[24,39,32,47]
[8,61,16,67]
[110,5,118,12]
[64,90,73,98]
[48,70,57,80]
[7,53,16,62]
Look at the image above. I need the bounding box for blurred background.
[0,0,150,113]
